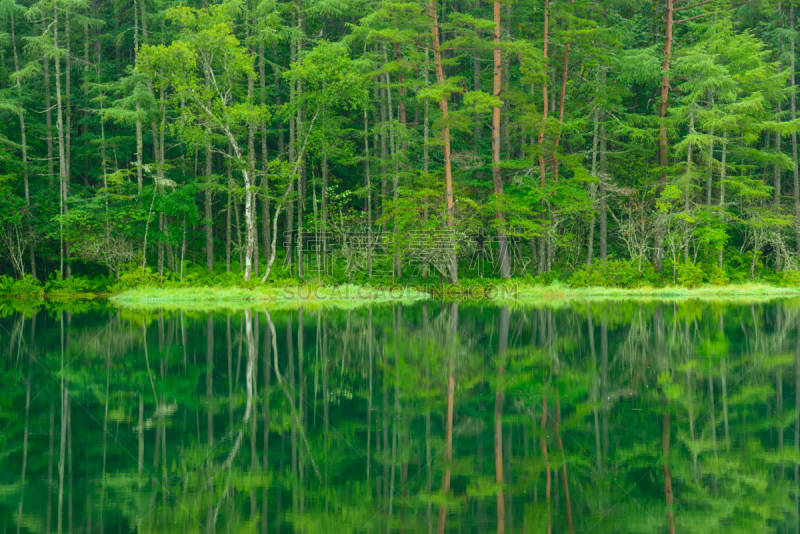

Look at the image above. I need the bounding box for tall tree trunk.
[429,0,458,283]
[44,21,54,187]
[205,126,214,272]
[599,70,608,260]
[246,12,259,278]
[296,2,305,279]
[226,173,232,273]
[552,0,575,183]
[287,10,297,275]
[54,7,69,279]
[493,1,510,278]
[655,0,675,272]
[134,0,143,193]
[380,80,388,238]
[792,1,800,253]
[383,50,400,280]
[719,133,727,268]
[364,101,373,277]
[588,103,599,266]
[260,43,271,266]
[64,9,73,279]
[10,13,35,278]
[395,42,406,278]
[422,48,431,278]
[83,13,90,188]
[538,0,550,189]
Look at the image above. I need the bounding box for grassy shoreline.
[102,282,800,310]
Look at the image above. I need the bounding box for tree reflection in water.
[0,298,798,533]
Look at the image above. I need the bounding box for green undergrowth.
[508,281,800,302]
[110,280,800,311]
[111,283,431,311]
[7,258,800,306]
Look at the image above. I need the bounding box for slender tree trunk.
[394,42,406,278]
[383,51,400,280]
[552,0,575,183]
[422,49,431,278]
[54,7,69,280]
[719,133,727,268]
[792,2,800,253]
[588,103,599,266]
[538,0,550,189]
[364,101,373,277]
[11,14,35,278]
[429,0,458,283]
[226,173,232,273]
[64,8,72,280]
[247,20,259,278]
[134,0,142,193]
[655,0,676,272]
[205,131,214,272]
[44,21,54,187]
[260,44,271,266]
[380,80,388,238]
[296,3,306,279]
[493,1,510,279]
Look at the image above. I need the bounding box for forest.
[1,0,799,293]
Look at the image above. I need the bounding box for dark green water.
[1,299,799,533]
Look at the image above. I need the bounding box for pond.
[0,298,798,533]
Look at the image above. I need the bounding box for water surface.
[1,299,798,533]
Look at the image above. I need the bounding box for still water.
[0,299,798,533]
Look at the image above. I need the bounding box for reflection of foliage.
[0,300,798,532]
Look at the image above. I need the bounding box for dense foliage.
[1,0,800,288]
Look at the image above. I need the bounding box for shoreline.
[110,282,800,308]
[4,282,800,309]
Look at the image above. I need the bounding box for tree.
[138,4,270,282]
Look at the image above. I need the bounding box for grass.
[508,282,800,302]
[110,283,431,311]
[107,280,800,311]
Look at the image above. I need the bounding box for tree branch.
[674,0,720,13]
[675,2,748,23]
[675,5,736,23]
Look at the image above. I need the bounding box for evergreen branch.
[674,0,722,13]
[675,2,749,23]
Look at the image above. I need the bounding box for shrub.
[0,274,44,298]
[569,259,643,288]
[708,264,731,286]
[46,273,109,294]
[111,264,162,291]
[676,262,704,288]
[782,269,800,286]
